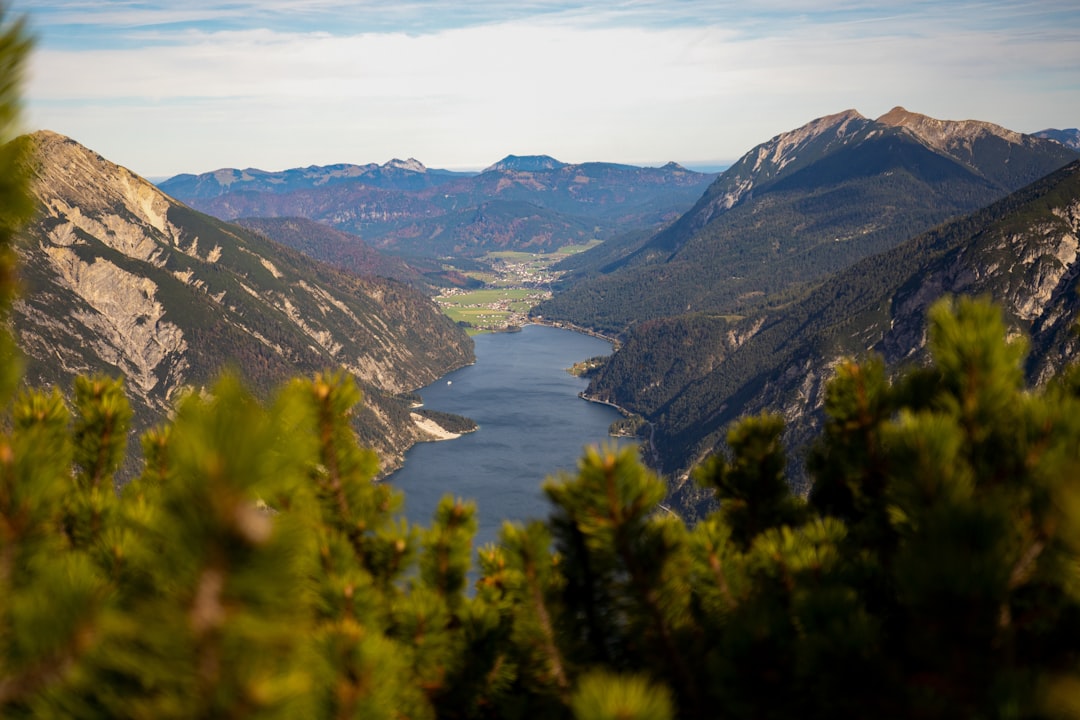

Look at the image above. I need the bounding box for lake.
[389,324,633,550]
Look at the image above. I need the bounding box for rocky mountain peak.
[752,109,867,171]
[876,105,1025,151]
[384,157,427,173]
[31,130,180,258]
[687,109,872,223]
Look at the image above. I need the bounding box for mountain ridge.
[534,107,1079,333]
[586,161,1080,505]
[1035,128,1080,151]
[13,131,474,475]
[160,156,719,258]
[159,157,473,201]
[482,154,567,173]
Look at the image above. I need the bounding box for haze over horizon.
[24,1,1080,179]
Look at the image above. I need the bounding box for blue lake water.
[389,324,632,550]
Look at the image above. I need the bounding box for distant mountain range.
[160,158,472,199]
[1035,128,1080,151]
[158,156,718,258]
[544,108,1080,502]
[13,131,474,475]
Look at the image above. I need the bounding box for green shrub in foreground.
[4,296,1080,719]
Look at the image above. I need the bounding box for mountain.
[11,131,475,475]
[232,216,487,289]
[159,158,718,258]
[534,108,1079,334]
[231,216,424,284]
[158,158,471,200]
[370,199,596,257]
[482,154,567,173]
[1035,128,1080,151]
[585,161,1080,510]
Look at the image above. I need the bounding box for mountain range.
[554,109,1080,503]
[534,107,1079,333]
[14,108,1080,513]
[159,157,471,199]
[158,155,718,259]
[1035,128,1080,151]
[12,131,474,476]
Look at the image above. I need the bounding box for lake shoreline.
[389,325,633,549]
[411,412,463,441]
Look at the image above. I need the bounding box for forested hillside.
[232,216,424,284]
[586,161,1080,504]
[535,109,1079,333]
[11,131,474,473]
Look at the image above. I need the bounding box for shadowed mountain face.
[12,131,474,475]
[231,216,424,284]
[534,108,1079,334]
[159,156,719,258]
[587,162,1080,506]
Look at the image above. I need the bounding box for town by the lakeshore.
[432,244,597,334]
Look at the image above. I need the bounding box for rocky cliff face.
[878,186,1080,380]
[12,131,474,475]
[629,107,1076,263]
[675,162,1080,500]
[699,109,871,222]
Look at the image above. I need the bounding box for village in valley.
[433,244,596,334]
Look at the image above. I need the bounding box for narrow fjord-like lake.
[390,324,632,550]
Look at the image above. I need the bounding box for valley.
[433,244,599,333]
[15,4,1080,717]
[12,108,1080,507]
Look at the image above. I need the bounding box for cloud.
[35,1,1075,41]
[23,1,1080,176]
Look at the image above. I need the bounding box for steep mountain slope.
[587,161,1080,506]
[374,199,596,257]
[12,131,474,474]
[231,216,424,284]
[632,109,874,260]
[535,109,1078,333]
[875,107,1072,188]
[160,157,718,258]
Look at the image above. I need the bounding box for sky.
[21,1,1080,179]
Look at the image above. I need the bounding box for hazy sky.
[23,1,1080,178]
